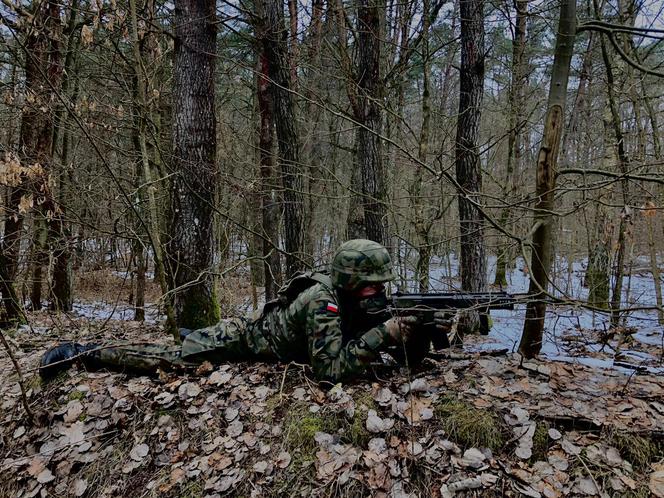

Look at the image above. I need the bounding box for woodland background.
[0,0,664,352]
[1,1,664,496]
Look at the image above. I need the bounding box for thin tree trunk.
[412,0,432,293]
[519,0,576,358]
[644,204,664,324]
[257,53,282,300]
[594,3,631,328]
[494,0,527,287]
[134,239,146,321]
[259,0,307,273]
[455,0,486,334]
[49,0,82,311]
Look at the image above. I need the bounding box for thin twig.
[0,328,34,423]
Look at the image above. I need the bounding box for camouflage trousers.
[94,317,276,375]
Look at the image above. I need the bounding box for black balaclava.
[337,288,390,344]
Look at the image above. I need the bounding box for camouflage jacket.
[252,282,392,383]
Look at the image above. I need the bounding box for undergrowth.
[434,396,505,451]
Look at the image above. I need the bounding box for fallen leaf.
[178,382,201,400]
[129,443,149,461]
[575,477,598,495]
[196,361,214,374]
[461,448,485,469]
[209,371,232,386]
[36,469,55,484]
[366,409,395,433]
[154,392,175,406]
[226,420,243,438]
[13,426,26,438]
[70,478,88,497]
[27,457,46,477]
[64,401,84,423]
[515,423,536,460]
[225,407,239,421]
[548,428,562,440]
[276,451,291,469]
[650,469,664,497]
[402,396,433,424]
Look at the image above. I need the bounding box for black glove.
[433,312,453,333]
[39,343,100,381]
[385,315,421,344]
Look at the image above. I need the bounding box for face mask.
[337,289,390,343]
[354,292,390,331]
[357,293,388,315]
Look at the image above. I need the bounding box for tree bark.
[257,53,282,300]
[519,0,576,358]
[412,0,433,292]
[455,0,486,333]
[494,0,528,287]
[356,0,388,246]
[259,0,307,274]
[594,0,631,328]
[167,0,220,329]
[2,0,62,320]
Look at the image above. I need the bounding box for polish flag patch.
[326,302,339,313]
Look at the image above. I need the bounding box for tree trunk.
[2,0,62,320]
[594,2,631,328]
[455,0,486,333]
[257,53,282,301]
[519,0,576,358]
[134,240,146,322]
[356,0,387,246]
[167,0,219,329]
[644,204,664,325]
[260,0,307,274]
[412,0,432,293]
[494,0,527,287]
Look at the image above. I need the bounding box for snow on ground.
[426,254,664,374]
[71,301,164,324]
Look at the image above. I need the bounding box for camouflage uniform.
[43,240,398,383]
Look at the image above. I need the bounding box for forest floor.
[1,317,663,496]
[1,269,664,497]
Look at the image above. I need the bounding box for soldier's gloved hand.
[433,312,453,333]
[384,316,420,344]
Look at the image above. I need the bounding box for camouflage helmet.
[330,239,395,291]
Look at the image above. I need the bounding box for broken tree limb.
[0,327,34,423]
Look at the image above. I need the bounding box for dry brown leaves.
[1,318,663,497]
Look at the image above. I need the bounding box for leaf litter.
[0,313,663,496]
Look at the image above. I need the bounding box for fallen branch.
[0,327,34,424]
[428,348,509,361]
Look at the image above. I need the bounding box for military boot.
[39,343,100,381]
[179,328,193,341]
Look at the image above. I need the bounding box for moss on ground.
[531,421,551,461]
[282,402,340,466]
[434,396,504,451]
[341,390,375,447]
[608,431,663,470]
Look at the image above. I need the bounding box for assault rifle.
[380,291,517,366]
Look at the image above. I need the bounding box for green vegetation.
[609,431,663,469]
[434,396,504,451]
[68,389,87,401]
[531,422,551,461]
